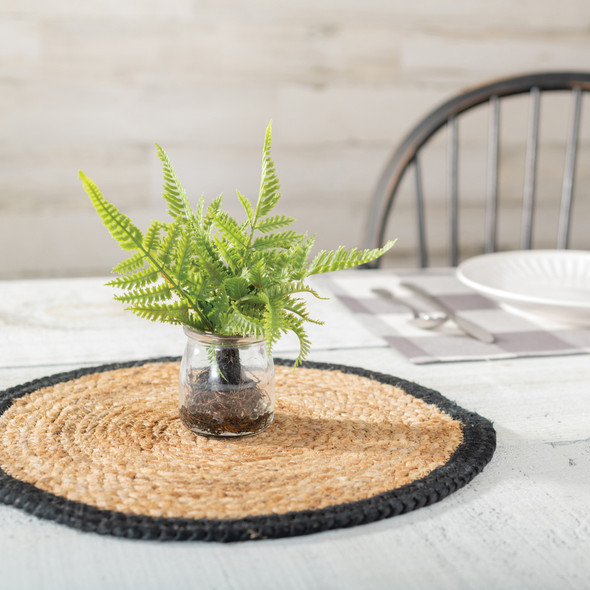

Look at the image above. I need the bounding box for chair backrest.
[362,71,590,268]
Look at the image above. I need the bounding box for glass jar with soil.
[179,327,275,437]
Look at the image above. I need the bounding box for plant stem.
[142,249,213,331]
[212,347,242,385]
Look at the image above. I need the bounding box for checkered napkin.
[316,269,590,364]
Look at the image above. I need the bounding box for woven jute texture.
[0,358,496,542]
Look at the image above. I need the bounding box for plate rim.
[456,249,590,311]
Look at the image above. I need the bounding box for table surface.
[1,271,589,590]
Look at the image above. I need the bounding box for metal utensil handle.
[400,282,495,343]
[371,288,423,315]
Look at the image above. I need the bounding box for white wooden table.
[1,272,589,590]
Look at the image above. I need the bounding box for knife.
[400,282,495,343]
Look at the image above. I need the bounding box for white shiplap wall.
[1,1,590,277]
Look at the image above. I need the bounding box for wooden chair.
[362,72,590,268]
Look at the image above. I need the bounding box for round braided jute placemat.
[0,358,495,542]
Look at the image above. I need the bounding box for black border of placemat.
[0,357,496,542]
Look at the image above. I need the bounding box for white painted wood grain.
[3,0,590,278]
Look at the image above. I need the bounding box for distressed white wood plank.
[0,276,384,369]
[3,3,590,278]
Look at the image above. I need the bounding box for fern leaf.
[203,195,223,234]
[114,283,173,305]
[255,214,295,234]
[261,293,285,349]
[226,306,264,338]
[245,259,266,289]
[111,251,147,275]
[288,234,315,279]
[237,191,254,224]
[195,195,205,225]
[306,240,396,276]
[184,271,207,302]
[210,236,239,273]
[107,266,160,290]
[284,298,324,325]
[204,292,231,330]
[253,121,281,222]
[235,297,267,319]
[184,308,209,331]
[158,221,183,267]
[264,280,324,303]
[282,314,311,367]
[80,171,143,250]
[223,277,250,301]
[251,230,299,252]
[258,251,293,284]
[128,301,191,325]
[214,210,249,250]
[155,144,198,225]
[192,231,225,285]
[143,221,165,253]
[171,230,193,285]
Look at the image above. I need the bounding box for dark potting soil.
[180,365,273,437]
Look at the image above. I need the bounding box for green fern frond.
[171,231,194,285]
[288,234,315,279]
[223,277,250,301]
[184,271,206,302]
[244,259,265,289]
[112,251,147,275]
[255,214,295,234]
[251,230,300,251]
[107,266,160,290]
[80,171,143,250]
[143,221,165,253]
[192,231,225,284]
[306,240,396,276]
[114,282,173,305]
[213,210,249,250]
[226,307,264,338]
[204,292,231,330]
[253,121,281,222]
[237,191,254,225]
[282,314,311,367]
[158,221,183,267]
[129,301,191,325]
[284,298,324,325]
[235,293,267,312]
[212,238,241,273]
[262,293,285,350]
[155,144,197,226]
[249,250,288,281]
[203,195,223,234]
[265,279,323,301]
[195,195,205,225]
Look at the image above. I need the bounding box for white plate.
[456,250,590,326]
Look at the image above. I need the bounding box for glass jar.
[179,327,275,437]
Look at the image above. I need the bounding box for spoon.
[371,288,448,329]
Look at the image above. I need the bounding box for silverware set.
[372,282,495,343]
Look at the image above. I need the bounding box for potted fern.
[80,122,394,437]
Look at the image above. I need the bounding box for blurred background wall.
[1,0,590,278]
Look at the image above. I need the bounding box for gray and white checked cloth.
[316,269,590,364]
